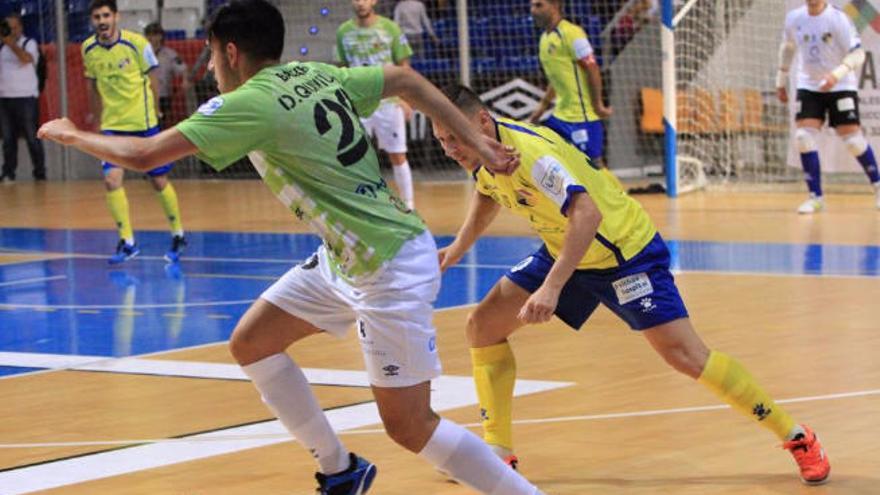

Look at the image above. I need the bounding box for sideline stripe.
[1,387,877,450]
[0,299,255,310]
[0,275,66,287]
[0,369,569,494]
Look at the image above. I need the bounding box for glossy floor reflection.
[1,227,878,377]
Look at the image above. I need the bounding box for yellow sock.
[106,188,134,243]
[471,342,516,450]
[156,183,184,236]
[698,350,796,440]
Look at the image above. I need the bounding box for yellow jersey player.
[82,0,186,264]
[528,0,612,170]
[433,84,831,486]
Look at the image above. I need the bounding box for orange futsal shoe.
[782,425,830,485]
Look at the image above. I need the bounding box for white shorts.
[260,231,441,387]
[361,101,407,154]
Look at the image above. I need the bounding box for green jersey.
[176,62,426,279]
[336,16,412,68]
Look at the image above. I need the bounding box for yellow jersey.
[538,19,598,123]
[82,29,159,131]
[475,118,656,270]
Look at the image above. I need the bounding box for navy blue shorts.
[505,234,689,330]
[101,126,173,176]
[544,115,605,162]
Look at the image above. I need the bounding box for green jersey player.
[38,1,543,494]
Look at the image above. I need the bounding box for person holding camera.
[0,12,46,183]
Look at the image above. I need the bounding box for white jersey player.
[777,0,880,213]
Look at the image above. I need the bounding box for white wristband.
[775,69,789,89]
[830,64,851,81]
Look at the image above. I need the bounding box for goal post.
[661,0,677,197]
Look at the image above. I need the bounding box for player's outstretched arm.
[518,192,602,324]
[382,65,520,175]
[38,118,198,172]
[439,190,501,271]
[775,39,795,102]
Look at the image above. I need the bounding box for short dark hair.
[441,84,488,115]
[144,22,164,36]
[208,0,285,61]
[89,0,117,14]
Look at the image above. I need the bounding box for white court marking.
[0,275,66,287]
[0,351,572,495]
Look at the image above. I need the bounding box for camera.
[0,19,11,38]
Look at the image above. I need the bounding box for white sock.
[419,419,542,495]
[392,161,414,209]
[241,353,349,474]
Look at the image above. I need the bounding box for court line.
[0,299,254,310]
[0,375,570,494]
[1,249,876,279]
[1,386,877,450]
[0,275,66,287]
[188,273,279,281]
[0,303,479,383]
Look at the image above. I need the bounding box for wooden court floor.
[1,180,879,494]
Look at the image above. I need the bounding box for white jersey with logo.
[783,4,861,92]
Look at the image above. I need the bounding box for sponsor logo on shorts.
[612,273,654,305]
[382,364,400,377]
[571,128,589,144]
[511,256,534,273]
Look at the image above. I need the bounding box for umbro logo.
[300,253,319,270]
[382,364,400,377]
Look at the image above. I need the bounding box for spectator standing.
[0,12,46,183]
[393,0,438,58]
[144,22,190,128]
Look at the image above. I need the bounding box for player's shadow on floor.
[533,473,876,494]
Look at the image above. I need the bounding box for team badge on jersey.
[822,32,832,43]
[197,96,225,116]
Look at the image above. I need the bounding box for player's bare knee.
[149,175,168,192]
[103,175,121,191]
[842,131,868,157]
[380,412,434,452]
[465,310,483,345]
[662,344,709,379]
[228,324,269,365]
[795,127,818,154]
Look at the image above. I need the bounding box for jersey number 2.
[313,89,369,167]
